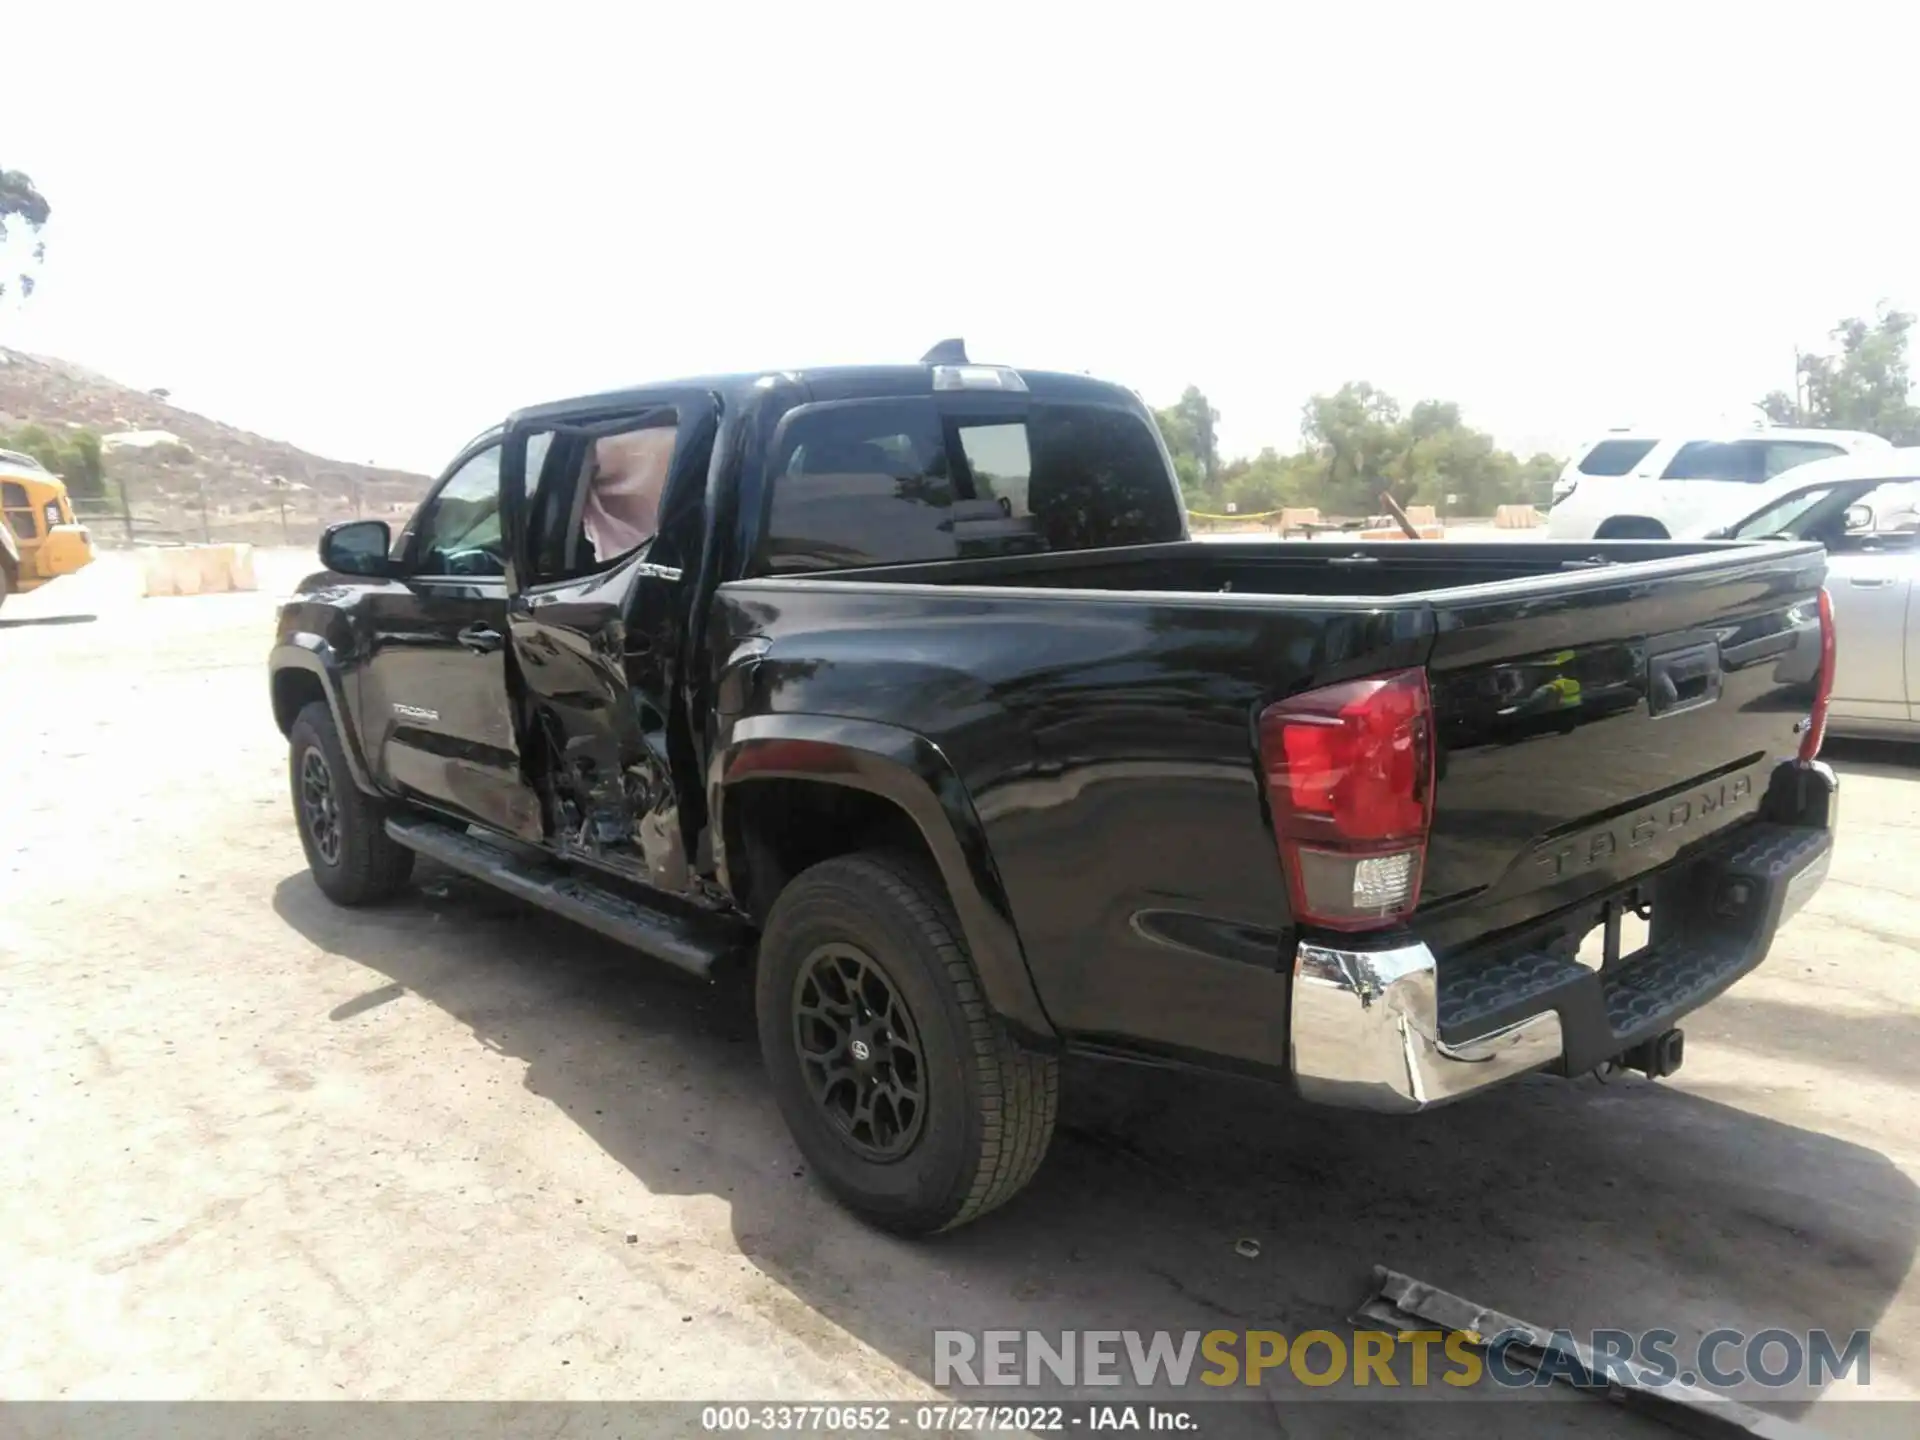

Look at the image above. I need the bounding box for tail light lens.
[1799,586,1836,763]
[1258,668,1435,931]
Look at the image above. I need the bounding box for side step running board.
[384,815,750,980]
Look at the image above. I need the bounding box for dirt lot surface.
[5,553,1919,1436]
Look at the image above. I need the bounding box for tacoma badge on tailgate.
[1535,770,1756,880]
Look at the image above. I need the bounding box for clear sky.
[6,1,1916,475]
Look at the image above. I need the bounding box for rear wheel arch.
[713,718,1056,1045]
[1594,515,1671,539]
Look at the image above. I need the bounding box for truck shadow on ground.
[1824,736,1920,779]
[274,868,1913,1431]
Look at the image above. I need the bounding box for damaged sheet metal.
[1355,1267,1826,1440]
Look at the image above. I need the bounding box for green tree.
[0,167,51,301]
[1171,386,1220,479]
[1517,452,1563,508]
[1,424,109,500]
[1160,380,1561,521]
[1758,305,1920,442]
[1301,382,1406,514]
[1154,387,1221,505]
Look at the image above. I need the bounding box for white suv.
[1544,426,1891,540]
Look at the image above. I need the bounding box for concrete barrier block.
[194,547,231,593]
[227,543,258,591]
[1495,505,1543,530]
[138,544,260,596]
[139,547,181,597]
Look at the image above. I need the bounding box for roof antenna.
[921,338,968,365]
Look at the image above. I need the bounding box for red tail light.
[1258,668,1435,931]
[1800,586,1836,763]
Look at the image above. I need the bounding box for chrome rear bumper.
[1290,942,1563,1113]
[1288,763,1837,1113]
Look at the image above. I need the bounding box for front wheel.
[757,851,1058,1234]
[288,700,415,905]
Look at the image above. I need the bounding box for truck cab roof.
[504,362,1137,431]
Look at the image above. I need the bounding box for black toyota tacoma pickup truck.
[270,346,1838,1234]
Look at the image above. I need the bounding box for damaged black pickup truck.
[270,346,1838,1234]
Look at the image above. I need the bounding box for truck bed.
[717,536,1828,1072]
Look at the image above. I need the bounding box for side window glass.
[520,429,572,576]
[2,480,38,539]
[763,401,953,573]
[524,431,554,498]
[1661,441,1764,483]
[1577,439,1657,476]
[413,445,505,577]
[1838,479,1920,545]
[1763,441,1845,479]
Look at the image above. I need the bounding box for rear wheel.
[757,851,1058,1234]
[289,700,415,905]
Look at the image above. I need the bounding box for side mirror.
[1844,503,1875,534]
[320,519,395,577]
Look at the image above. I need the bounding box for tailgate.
[1414,542,1828,956]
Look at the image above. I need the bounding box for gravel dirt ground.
[4,552,1918,1437]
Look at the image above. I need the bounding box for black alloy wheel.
[286,700,415,906]
[299,746,343,866]
[793,942,927,1160]
[756,851,1058,1233]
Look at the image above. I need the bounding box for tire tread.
[289,700,415,906]
[820,851,1057,1230]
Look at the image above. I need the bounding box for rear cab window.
[761,401,955,575]
[1576,438,1657,476]
[760,395,1183,574]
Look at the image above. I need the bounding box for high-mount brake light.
[1257,668,1435,931]
[931,365,1028,393]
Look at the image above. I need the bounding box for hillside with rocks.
[0,346,430,544]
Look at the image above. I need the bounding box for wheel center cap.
[849,1038,872,1062]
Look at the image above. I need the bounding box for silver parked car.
[1714,447,1920,740]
